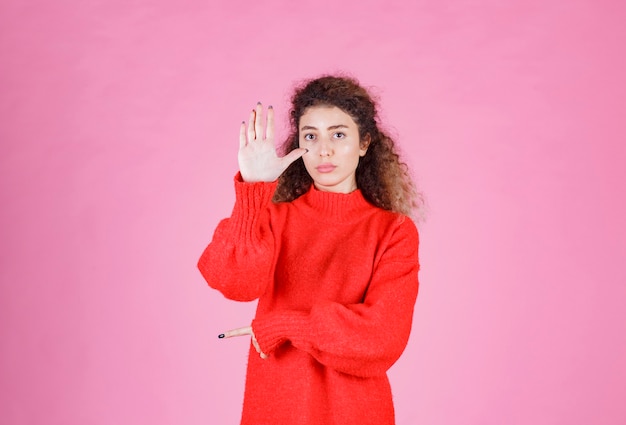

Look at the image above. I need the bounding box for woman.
[198,75,421,425]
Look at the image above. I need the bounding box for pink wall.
[1,0,625,423]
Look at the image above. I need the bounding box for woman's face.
[298,105,369,194]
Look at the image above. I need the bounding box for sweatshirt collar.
[299,185,374,222]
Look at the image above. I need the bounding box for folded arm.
[252,218,420,377]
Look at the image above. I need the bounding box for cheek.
[339,142,362,159]
[301,152,315,170]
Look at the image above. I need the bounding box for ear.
[359,134,371,157]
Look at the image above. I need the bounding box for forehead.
[299,105,358,128]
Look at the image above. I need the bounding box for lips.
[316,164,337,173]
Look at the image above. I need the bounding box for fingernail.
[218,334,225,339]
[268,105,273,109]
[257,101,262,105]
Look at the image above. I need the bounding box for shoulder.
[390,212,419,246]
[394,213,419,240]
[371,210,419,264]
[371,207,419,238]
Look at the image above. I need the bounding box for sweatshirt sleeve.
[197,173,278,301]
[252,217,420,378]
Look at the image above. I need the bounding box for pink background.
[1,0,625,424]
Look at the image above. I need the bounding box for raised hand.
[238,102,308,182]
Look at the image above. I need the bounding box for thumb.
[281,148,308,168]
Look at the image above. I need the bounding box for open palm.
[238,103,307,182]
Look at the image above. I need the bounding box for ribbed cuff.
[230,172,278,239]
[252,310,310,355]
[233,172,278,204]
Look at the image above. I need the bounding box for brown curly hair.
[273,75,423,218]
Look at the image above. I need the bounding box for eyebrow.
[300,124,350,131]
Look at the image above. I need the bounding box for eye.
[303,133,315,141]
[333,132,345,139]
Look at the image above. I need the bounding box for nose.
[319,135,332,157]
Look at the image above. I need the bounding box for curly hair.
[273,75,423,218]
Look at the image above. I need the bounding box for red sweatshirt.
[198,174,420,425]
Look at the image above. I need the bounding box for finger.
[247,109,256,142]
[265,105,275,141]
[219,326,252,339]
[239,121,247,149]
[254,102,263,141]
[251,334,268,360]
[281,148,308,168]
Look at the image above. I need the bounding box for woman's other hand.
[238,103,307,182]
[219,325,268,359]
